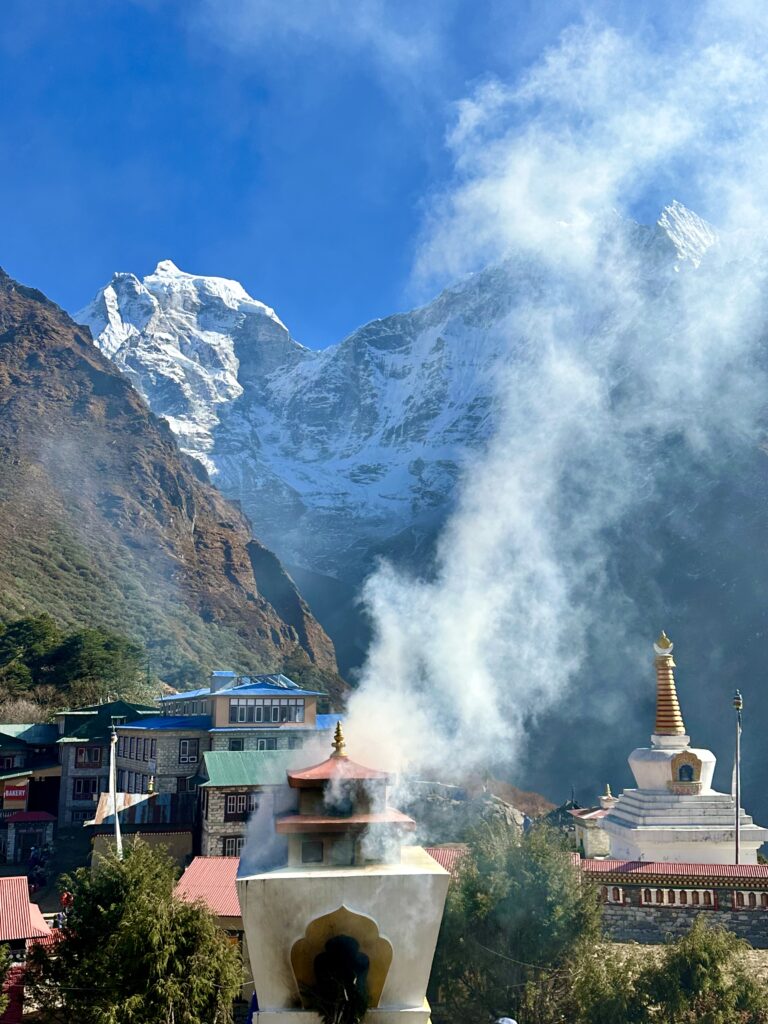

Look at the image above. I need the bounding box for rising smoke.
[343,3,768,786]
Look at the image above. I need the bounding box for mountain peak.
[657,200,717,268]
[152,259,183,276]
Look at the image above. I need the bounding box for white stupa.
[601,633,768,864]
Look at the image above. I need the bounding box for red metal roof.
[287,756,391,788]
[174,857,241,918]
[425,845,468,876]
[6,812,55,824]
[276,809,415,834]
[0,878,51,942]
[568,807,609,821]
[581,859,768,880]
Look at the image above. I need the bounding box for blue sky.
[1,0,683,347]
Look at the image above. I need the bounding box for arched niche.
[291,905,393,1008]
[667,750,703,794]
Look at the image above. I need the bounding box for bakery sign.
[4,783,27,801]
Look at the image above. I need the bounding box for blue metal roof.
[315,714,343,731]
[159,673,323,702]
[119,715,212,731]
[159,687,211,703]
[221,684,324,697]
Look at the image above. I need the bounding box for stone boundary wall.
[602,898,768,948]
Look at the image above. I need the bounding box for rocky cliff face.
[0,269,343,699]
[76,204,768,827]
[78,203,723,674]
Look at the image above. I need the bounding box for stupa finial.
[653,631,686,736]
[331,720,347,759]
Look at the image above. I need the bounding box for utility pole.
[733,689,743,865]
[109,721,123,861]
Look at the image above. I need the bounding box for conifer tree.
[26,839,242,1024]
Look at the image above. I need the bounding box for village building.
[175,856,254,1005]
[0,724,60,827]
[600,633,768,864]
[56,700,157,827]
[237,723,450,1023]
[114,672,335,803]
[197,749,297,857]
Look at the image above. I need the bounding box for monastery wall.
[601,896,768,948]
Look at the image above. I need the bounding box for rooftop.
[160,673,324,703]
[276,809,416,833]
[200,749,294,788]
[175,857,241,918]
[287,722,391,788]
[425,845,468,876]
[119,715,212,732]
[581,859,768,882]
[0,876,51,941]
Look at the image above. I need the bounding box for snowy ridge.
[657,200,718,267]
[79,203,716,583]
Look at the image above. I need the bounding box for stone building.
[198,749,297,857]
[115,673,336,802]
[601,633,768,864]
[237,724,450,1023]
[56,700,156,827]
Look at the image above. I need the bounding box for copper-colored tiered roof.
[286,721,392,788]
[276,809,416,833]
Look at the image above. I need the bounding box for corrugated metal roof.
[160,673,324,702]
[175,857,241,918]
[425,846,468,876]
[200,750,293,788]
[0,724,59,745]
[0,877,51,942]
[119,715,211,731]
[581,859,768,880]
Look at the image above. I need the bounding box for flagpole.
[110,722,123,861]
[733,689,743,865]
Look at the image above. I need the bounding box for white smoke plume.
[343,3,768,782]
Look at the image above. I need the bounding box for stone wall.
[117,728,210,795]
[208,729,304,753]
[602,896,768,948]
[201,785,297,857]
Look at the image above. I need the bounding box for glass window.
[257,738,277,751]
[179,739,199,764]
[150,739,157,759]
[129,737,136,759]
[302,840,324,864]
[228,738,244,752]
[223,836,245,857]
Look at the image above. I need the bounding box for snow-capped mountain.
[77,202,718,666]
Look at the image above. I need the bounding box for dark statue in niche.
[678,763,694,782]
[302,934,370,1024]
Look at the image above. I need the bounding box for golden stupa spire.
[331,720,347,759]
[653,631,686,736]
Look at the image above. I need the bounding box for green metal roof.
[200,750,293,788]
[0,724,59,745]
[57,700,158,742]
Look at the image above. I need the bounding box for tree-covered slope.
[0,270,345,701]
